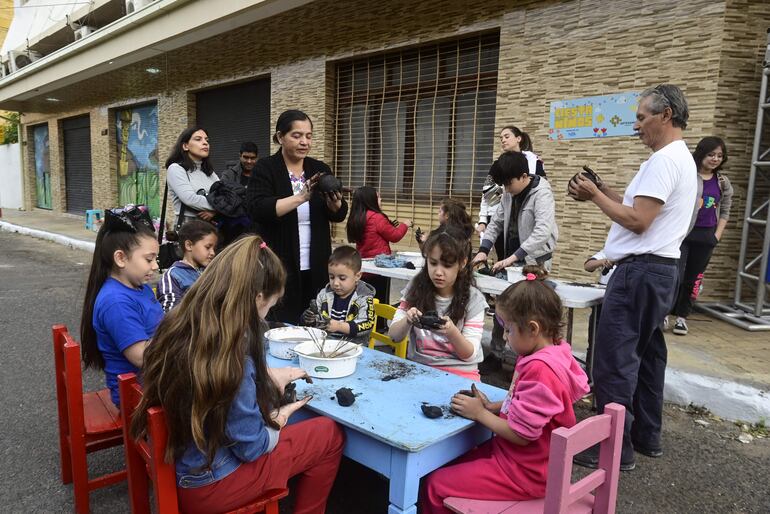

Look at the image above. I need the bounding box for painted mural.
[33,124,51,209]
[115,103,159,217]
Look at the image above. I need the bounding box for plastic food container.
[505,266,525,283]
[292,340,364,378]
[265,327,326,360]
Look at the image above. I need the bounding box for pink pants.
[421,441,534,514]
[178,417,345,514]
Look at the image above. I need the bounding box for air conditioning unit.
[125,0,154,14]
[74,25,95,41]
[7,50,42,73]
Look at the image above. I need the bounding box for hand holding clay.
[470,383,492,411]
[268,366,309,393]
[471,252,488,267]
[432,315,458,337]
[274,396,313,427]
[491,255,516,274]
[450,390,486,420]
[405,307,423,325]
[568,172,600,202]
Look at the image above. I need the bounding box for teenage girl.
[421,266,589,512]
[157,220,218,312]
[80,205,163,407]
[388,226,487,380]
[131,236,345,514]
[347,185,412,303]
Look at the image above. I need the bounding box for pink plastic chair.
[444,403,625,514]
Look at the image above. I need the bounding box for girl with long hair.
[668,136,734,335]
[80,205,163,407]
[165,126,220,228]
[416,198,474,250]
[421,266,589,512]
[347,185,412,302]
[131,236,345,514]
[388,226,487,380]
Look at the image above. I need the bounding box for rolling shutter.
[196,78,271,174]
[62,115,93,215]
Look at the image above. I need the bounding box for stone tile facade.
[16,0,770,300]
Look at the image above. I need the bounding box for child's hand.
[470,383,492,410]
[450,391,486,421]
[405,307,423,325]
[272,395,313,428]
[433,315,457,336]
[268,367,309,393]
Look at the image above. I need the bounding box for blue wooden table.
[267,347,507,514]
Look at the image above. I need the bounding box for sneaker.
[633,443,664,458]
[574,445,636,471]
[672,318,688,335]
[662,316,670,331]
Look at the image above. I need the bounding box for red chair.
[118,373,288,513]
[53,324,127,514]
[443,403,626,514]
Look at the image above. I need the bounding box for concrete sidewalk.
[2,207,769,423]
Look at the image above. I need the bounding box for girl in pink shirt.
[421,265,589,512]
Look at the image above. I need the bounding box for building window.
[335,33,499,205]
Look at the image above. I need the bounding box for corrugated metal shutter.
[196,78,271,174]
[62,115,93,215]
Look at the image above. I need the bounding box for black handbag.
[156,181,184,270]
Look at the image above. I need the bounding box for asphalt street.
[1,230,769,513]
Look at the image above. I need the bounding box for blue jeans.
[593,258,677,459]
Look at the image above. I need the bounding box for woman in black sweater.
[246,110,348,324]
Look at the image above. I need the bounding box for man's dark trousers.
[593,257,678,460]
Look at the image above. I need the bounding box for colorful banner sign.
[548,92,639,141]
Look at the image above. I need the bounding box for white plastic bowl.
[505,266,525,283]
[265,327,326,360]
[292,340,363,378]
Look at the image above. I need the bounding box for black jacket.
[246,150,348,323]
[206,180,247,218]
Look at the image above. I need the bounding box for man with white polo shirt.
[568,84,697,471]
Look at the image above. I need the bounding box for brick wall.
[17,0,770,300]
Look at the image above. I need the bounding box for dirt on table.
[369,358,428,381]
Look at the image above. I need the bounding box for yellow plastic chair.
[368,298,408,359]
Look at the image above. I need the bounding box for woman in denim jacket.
[131,236,344,514]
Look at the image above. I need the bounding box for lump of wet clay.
[335,387,355,407]
[457,389,474,397]
[421,404,443,419]
[280,382,297,406]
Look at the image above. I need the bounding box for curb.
[0,220,96,253]
[481,332,770,424]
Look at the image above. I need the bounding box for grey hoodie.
[480,176,558,264]
[314,280,376,344]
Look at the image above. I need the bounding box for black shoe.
[478,353,503,373]
[633,443,663,458]
[574,446,636,471]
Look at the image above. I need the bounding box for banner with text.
[548,92,639,141]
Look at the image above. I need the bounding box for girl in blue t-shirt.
[80,205,164,406]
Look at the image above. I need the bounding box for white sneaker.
[672,318,688,335]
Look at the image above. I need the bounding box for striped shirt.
[394,284,487,374]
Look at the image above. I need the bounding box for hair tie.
[525,273,537,281]
[259,241,268,249]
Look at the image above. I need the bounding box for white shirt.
[603,140,697,261]
[289,171,311,271]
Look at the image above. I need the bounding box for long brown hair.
[440,198,474,239]
[130,236,286,464]
[405,226,473,323]
[496,265,563,343]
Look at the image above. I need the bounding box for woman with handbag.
[165,126,220,228]
[246,109,348,324]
